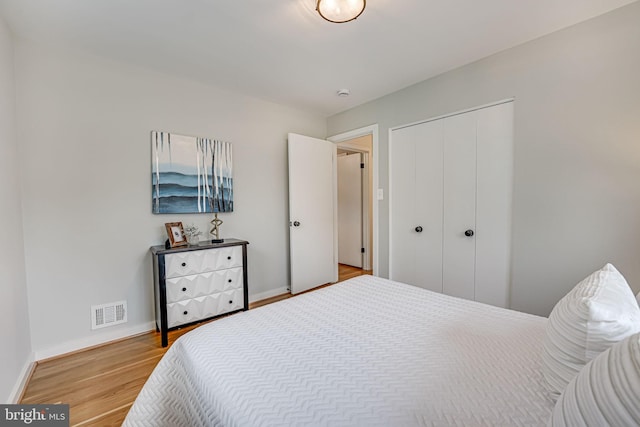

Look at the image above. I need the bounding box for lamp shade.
[316,0,366,23]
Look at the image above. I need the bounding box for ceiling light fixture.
[316,0,366,23]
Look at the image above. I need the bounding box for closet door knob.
[293,221,301,227]
[181,262,186,267]
[415,226,423,233]
[465,229,474,237]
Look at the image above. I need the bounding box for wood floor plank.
[66,360,158,425]
[73,403,131,427]
[20,267,369,425]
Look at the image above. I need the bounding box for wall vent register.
[91,300,127,329]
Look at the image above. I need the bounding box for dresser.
[150,239,249,346]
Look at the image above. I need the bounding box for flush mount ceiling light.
[316,0,366,23]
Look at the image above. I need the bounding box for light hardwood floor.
[19,264,371,426]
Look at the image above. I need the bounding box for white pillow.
[550,332,640,426]
[541,263,640,399]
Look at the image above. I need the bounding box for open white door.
[288,133,337,294]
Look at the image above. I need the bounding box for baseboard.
[32,288,290,361]
[8,353,35,403]
[34,321,156,361]
[31,289,289,361]
[249,286,289,303]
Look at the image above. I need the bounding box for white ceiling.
[0,0,636,116]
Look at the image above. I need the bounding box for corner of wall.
[8,353,36,404]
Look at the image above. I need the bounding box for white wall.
[0,17,32,402]
[327,2,640,317]
[14,41,326,357]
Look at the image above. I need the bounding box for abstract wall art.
[152,131,233,214]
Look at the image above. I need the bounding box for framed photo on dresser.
[165,222,187,248]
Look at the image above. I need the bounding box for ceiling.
[0,0,636,117]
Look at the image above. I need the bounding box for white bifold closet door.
[389,101,513,308]
[390,120,444,294]
[442,112,477,300]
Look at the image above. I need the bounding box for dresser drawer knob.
[228,279,232,283]
[181,262,186,267]
[183,310,188,315]
[229,300,233,304]
[182,287,187,292]
[227,256,231,260]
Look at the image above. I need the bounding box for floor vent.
[91,300,127,330]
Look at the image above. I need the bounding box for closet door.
[389,124,416,286]
[389,101,513,308]
[475,102,513,308]
[442,112,477,300]
[390,120,443,293]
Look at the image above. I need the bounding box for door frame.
[328,124,379,276]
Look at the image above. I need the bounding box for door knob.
[293,221,301,227]
[465,229,474,237]
[415,226,423,233]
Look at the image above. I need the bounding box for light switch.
[377,188,384,200]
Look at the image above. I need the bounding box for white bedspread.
[124,275,554,426]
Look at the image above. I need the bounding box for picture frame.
[165,222,187,248]
[152,131,233,214]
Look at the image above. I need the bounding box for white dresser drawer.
[166,267,243,303]
[166,288,244,328]
[167,298,205,328]
[165,246,243,279]
[217,288,244,315]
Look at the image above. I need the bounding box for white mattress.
[124,275,554,426]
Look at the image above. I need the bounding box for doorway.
[337,150,363,268]
[336,137,373,272]
[329,125,378,276]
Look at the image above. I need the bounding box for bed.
[123,275,556,426]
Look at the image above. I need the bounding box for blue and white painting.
[152,131,233,214]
